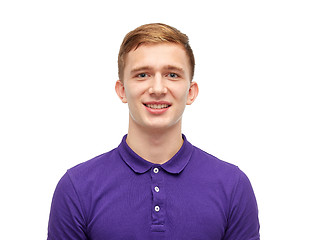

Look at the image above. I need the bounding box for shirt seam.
[227,167,242,222]
[249,236,260,240]
[66,171,89,234]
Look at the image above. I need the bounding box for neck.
[126,120,184,164]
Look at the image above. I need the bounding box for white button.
[153,168,159,173]
[154,186,160,192]
[155,205,160,212]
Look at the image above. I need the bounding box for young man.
[48,23,260,239]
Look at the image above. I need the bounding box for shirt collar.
[117,134,194,174]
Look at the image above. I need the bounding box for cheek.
[124,84,146,104]
[167,80,190,93]
[172,85,190,103]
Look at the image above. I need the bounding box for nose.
[148,73,168,96]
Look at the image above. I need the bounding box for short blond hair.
[118,23,195,82]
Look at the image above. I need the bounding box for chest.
[84,172,228,239]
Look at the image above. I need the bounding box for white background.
[1,0,311,239]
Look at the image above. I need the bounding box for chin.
[143,119,181,131]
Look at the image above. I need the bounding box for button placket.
[154,205,160,212]
[151,166,165,231]
[154,186,160,192]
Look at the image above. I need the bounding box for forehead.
[124,43,191,74]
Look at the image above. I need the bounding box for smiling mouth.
[143,104,171,109]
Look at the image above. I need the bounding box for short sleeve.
[223,169,260,240]
[47,172,88,240]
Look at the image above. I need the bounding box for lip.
[143,101,171,115]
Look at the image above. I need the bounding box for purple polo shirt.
[48,135,260,240]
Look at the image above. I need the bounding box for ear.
[186,81,199,105]
[115,80,128,103]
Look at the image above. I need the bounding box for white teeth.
[146,104,169,109]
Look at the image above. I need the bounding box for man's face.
[116,43,198,131]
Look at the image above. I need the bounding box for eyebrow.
[130,66,153,75]
[130,65,185,75]
[165,65,185,74]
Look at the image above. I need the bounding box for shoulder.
[188,145,255,195]
[191,145,241,177]
[72,147,117,170]
[189,145,258,208]
[65,147,121,185]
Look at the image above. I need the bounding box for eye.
[167,73,179,78]
[137,73,148,78]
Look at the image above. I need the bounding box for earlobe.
[115,80,127,103]
[186,82,199,105]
